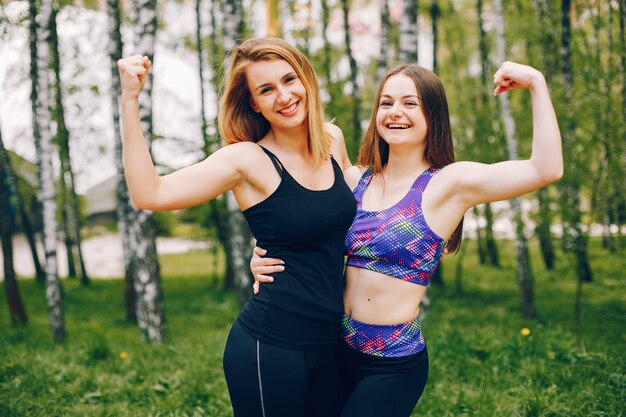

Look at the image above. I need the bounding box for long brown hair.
[218,37,330,164]
[357,64,464,252]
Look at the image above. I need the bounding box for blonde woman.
[118,37,355,417]
[252,61,562,416]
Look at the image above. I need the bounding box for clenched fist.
[493,61,545,96]
[117,55,151,100]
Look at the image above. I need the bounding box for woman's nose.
[276,86,291,103]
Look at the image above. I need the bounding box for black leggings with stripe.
[223,319,343,417]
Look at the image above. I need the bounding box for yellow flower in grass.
[520,328,531,336]
[119,351,129,359]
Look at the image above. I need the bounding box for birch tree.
[35,0,65,342]
[0,125,28,325]
[106,0,136,321]
[559,0,593,292]
[28,0,46,285]
[50,5,89,284]
[320,0,334,107]
[128,0,166,342]
[222,0,256,304]
[529,0,557,269]
[377,0,391,82]
[476,0,500,267]
[428,0,443,287]
[399,0,418,62]
[493,0,534,318]
[340,0,362,144]
[196,0,210,157]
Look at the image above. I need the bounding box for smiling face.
[375,74,428,149]
[246,59,308,131]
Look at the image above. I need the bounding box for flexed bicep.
[127,142,256,211]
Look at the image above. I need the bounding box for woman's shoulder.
[214,141,270,169]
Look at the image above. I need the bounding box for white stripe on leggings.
[256,340,266,417]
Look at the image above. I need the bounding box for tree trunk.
[619,0,626,247]
[376,0,391,82]
[50,6,89,283]
[35,0,65,343]
[559,0,593,283]
[430,0,439,72]
[494,0,534,319]
[483,203,499,266]
[196,0,210,157]
[454,240,465,295]
[321,0,333,87]
[532,0,557,268]
[427,0,442,288]
[476,0,501,267]
[536,188,555,269]
[399,0,418,63]
[222,0,254,302]
[130,0,166,342]
[29,0,46,285]
[106,0,137,322]
[340,0,362,144]
[0,126,28,325]
[473,206,487,264]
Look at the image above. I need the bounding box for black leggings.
[338,340,429,417]
[223,319,343,417]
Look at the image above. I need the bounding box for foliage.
[1,239,624,416]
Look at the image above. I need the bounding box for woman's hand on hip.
[250,246,284,294]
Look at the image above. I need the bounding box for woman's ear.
[250,99,260,113]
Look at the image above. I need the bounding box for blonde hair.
[218,37,330,164]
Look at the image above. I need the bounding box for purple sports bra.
[344,167,445,286]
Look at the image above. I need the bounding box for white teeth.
[387,124,409,129]
[279,102,298,114]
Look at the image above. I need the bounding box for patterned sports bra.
[344,167,445,286]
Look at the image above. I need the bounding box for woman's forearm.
[529,77,563,183]
[121,95,161,209]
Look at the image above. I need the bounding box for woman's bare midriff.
[343,266,428,325]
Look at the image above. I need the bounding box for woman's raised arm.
[449,61,563,208]
[118,55,253,211]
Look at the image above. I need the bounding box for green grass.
[1,240,624,416]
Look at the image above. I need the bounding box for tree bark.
[377,0,391,82]
[559,0,593,284]
[106,0,137,322]
[0,126,28,325]
[494,0,535,318]
[50,6,89,284]
[532,0,557,269]
[196,0,210,157]
[35,0,65,343]
[28,0,46,285]
[399,0,418,63]
[340,0,362,144]
[222,0,254,303]
[476,0,501,267]
[130,0,166,342]
[430,0,439,72]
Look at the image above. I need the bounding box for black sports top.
[237,146,356,349]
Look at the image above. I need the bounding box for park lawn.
[1,239,624,416]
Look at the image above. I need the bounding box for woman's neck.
[267,124,311,157]
[383,144,429,180]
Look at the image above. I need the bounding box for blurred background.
[0,0,624,415]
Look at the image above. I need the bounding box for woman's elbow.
[540,165,563,185]
[130,194,160,211]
